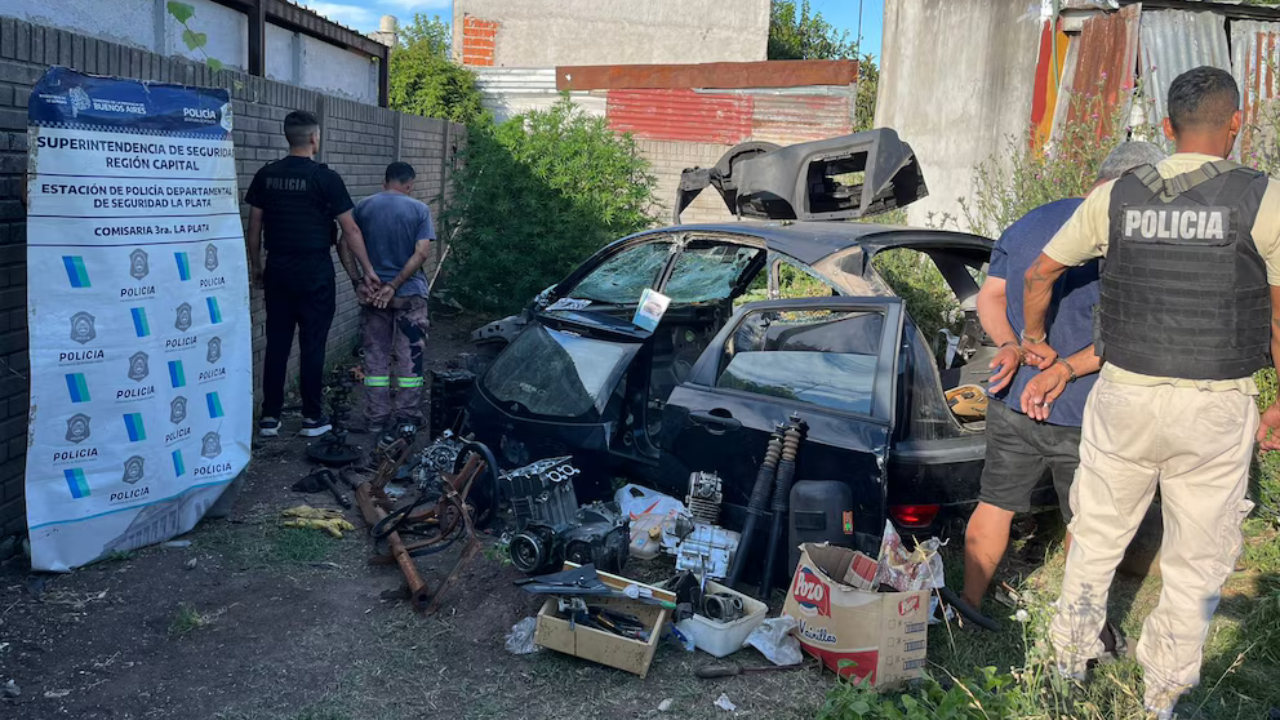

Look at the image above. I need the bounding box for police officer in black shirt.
[245,110,377,438]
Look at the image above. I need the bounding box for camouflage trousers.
[360,295,429,426]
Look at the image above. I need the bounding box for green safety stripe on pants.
[364,376,391,387]
[394,376,424,388]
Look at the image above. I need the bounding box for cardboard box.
[782,543,928,689]
[533,564,675,678]
[842,550,880,591]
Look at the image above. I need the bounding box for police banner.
[24,68,251,571]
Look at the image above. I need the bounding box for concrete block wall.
[0,16,463,543]
[634,139,737,226]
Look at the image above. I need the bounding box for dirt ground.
[0,309,842,720]
[10,309,1265,720]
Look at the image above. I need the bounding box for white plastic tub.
[676,580,768,658]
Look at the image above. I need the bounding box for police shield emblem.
[66,413,91,444]
[70,311,96,344]
[122,456,144,485]
[129,248,149,280]
[128,351,149,382]
[175,302,192,332]
[204,243,219,271]
[207,336,221,364]
[170,396,187,424]
[201,431,222,459]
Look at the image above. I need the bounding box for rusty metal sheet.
[558,60,858,92]
[606,89,753,144]
[748,90,855,144]
[1231,19,1280,163]
[1065,2,1141,142]
[1140,9,1231,145]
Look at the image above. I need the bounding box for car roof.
[650,220,993,266]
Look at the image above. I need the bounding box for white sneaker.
[258,417,280,437]
[299,415,332,437]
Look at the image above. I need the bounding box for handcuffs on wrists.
[1053,357,1078,383]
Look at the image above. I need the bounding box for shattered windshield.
[483,325,638,418]
[717,309,885,417]
[663,243,762,303]
[566,242,672,305]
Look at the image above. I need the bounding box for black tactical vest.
[256,157,337,257]
[1101,161,1271,380]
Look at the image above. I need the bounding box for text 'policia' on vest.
[1101,160,1272,381]
[258,158,336,255]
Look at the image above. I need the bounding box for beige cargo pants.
[1049,377,1256,712]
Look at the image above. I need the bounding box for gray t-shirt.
[353,190,435,297]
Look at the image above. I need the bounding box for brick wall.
[460,15,500,67]
[0,17,464,544]
[634,139,737,226]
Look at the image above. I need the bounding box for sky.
[299,0,884,61]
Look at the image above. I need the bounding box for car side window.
[663,242,763,303]
[716,308,886,417]
[736,257,838,310]
[566,241,673,304]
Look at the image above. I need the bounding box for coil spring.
[780,425,802,462]
[762,429,784,469]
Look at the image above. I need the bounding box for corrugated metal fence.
[1031,5,1280,160]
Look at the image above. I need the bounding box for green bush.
[387,14,485,126]
[439,99,659,313]
[389,51,484,126]
[871,249,961,342]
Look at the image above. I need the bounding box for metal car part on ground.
[503,456,629,575]
[349,436,490,614]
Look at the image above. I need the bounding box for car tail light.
[890,504,940,529]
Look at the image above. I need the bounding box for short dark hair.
[283,110,319,148]
[1167,66,1240,133]
[385,161,416,184]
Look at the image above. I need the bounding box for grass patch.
[200,521,345,570]
[821,526,1280,720]
[169,602,210,637]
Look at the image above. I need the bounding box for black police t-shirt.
[245,156,354,265]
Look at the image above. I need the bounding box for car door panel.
[660,297,904,557]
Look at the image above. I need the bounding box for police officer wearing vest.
[1020,66,1280,719]
[245,110,377,438]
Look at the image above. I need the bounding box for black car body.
[466,131,1009,555]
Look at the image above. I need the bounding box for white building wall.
[299,34,379,105]
[1,0,380,104]
[265,23,296,83]
[453,0,770,66]
[5,0,157,50]
[164,0,248,69]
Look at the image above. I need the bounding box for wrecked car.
[466,130,1009,555]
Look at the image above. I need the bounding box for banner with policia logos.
[24,68,251,571]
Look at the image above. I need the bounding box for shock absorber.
[726,425,785,588]
[760,414,804,600]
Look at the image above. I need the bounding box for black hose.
[726,426,785,588]
[760,418,803,600]
[939,586,1001,631]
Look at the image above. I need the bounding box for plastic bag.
[504,617,539,655]
[875,520,946,592]
[746,616,803,666]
